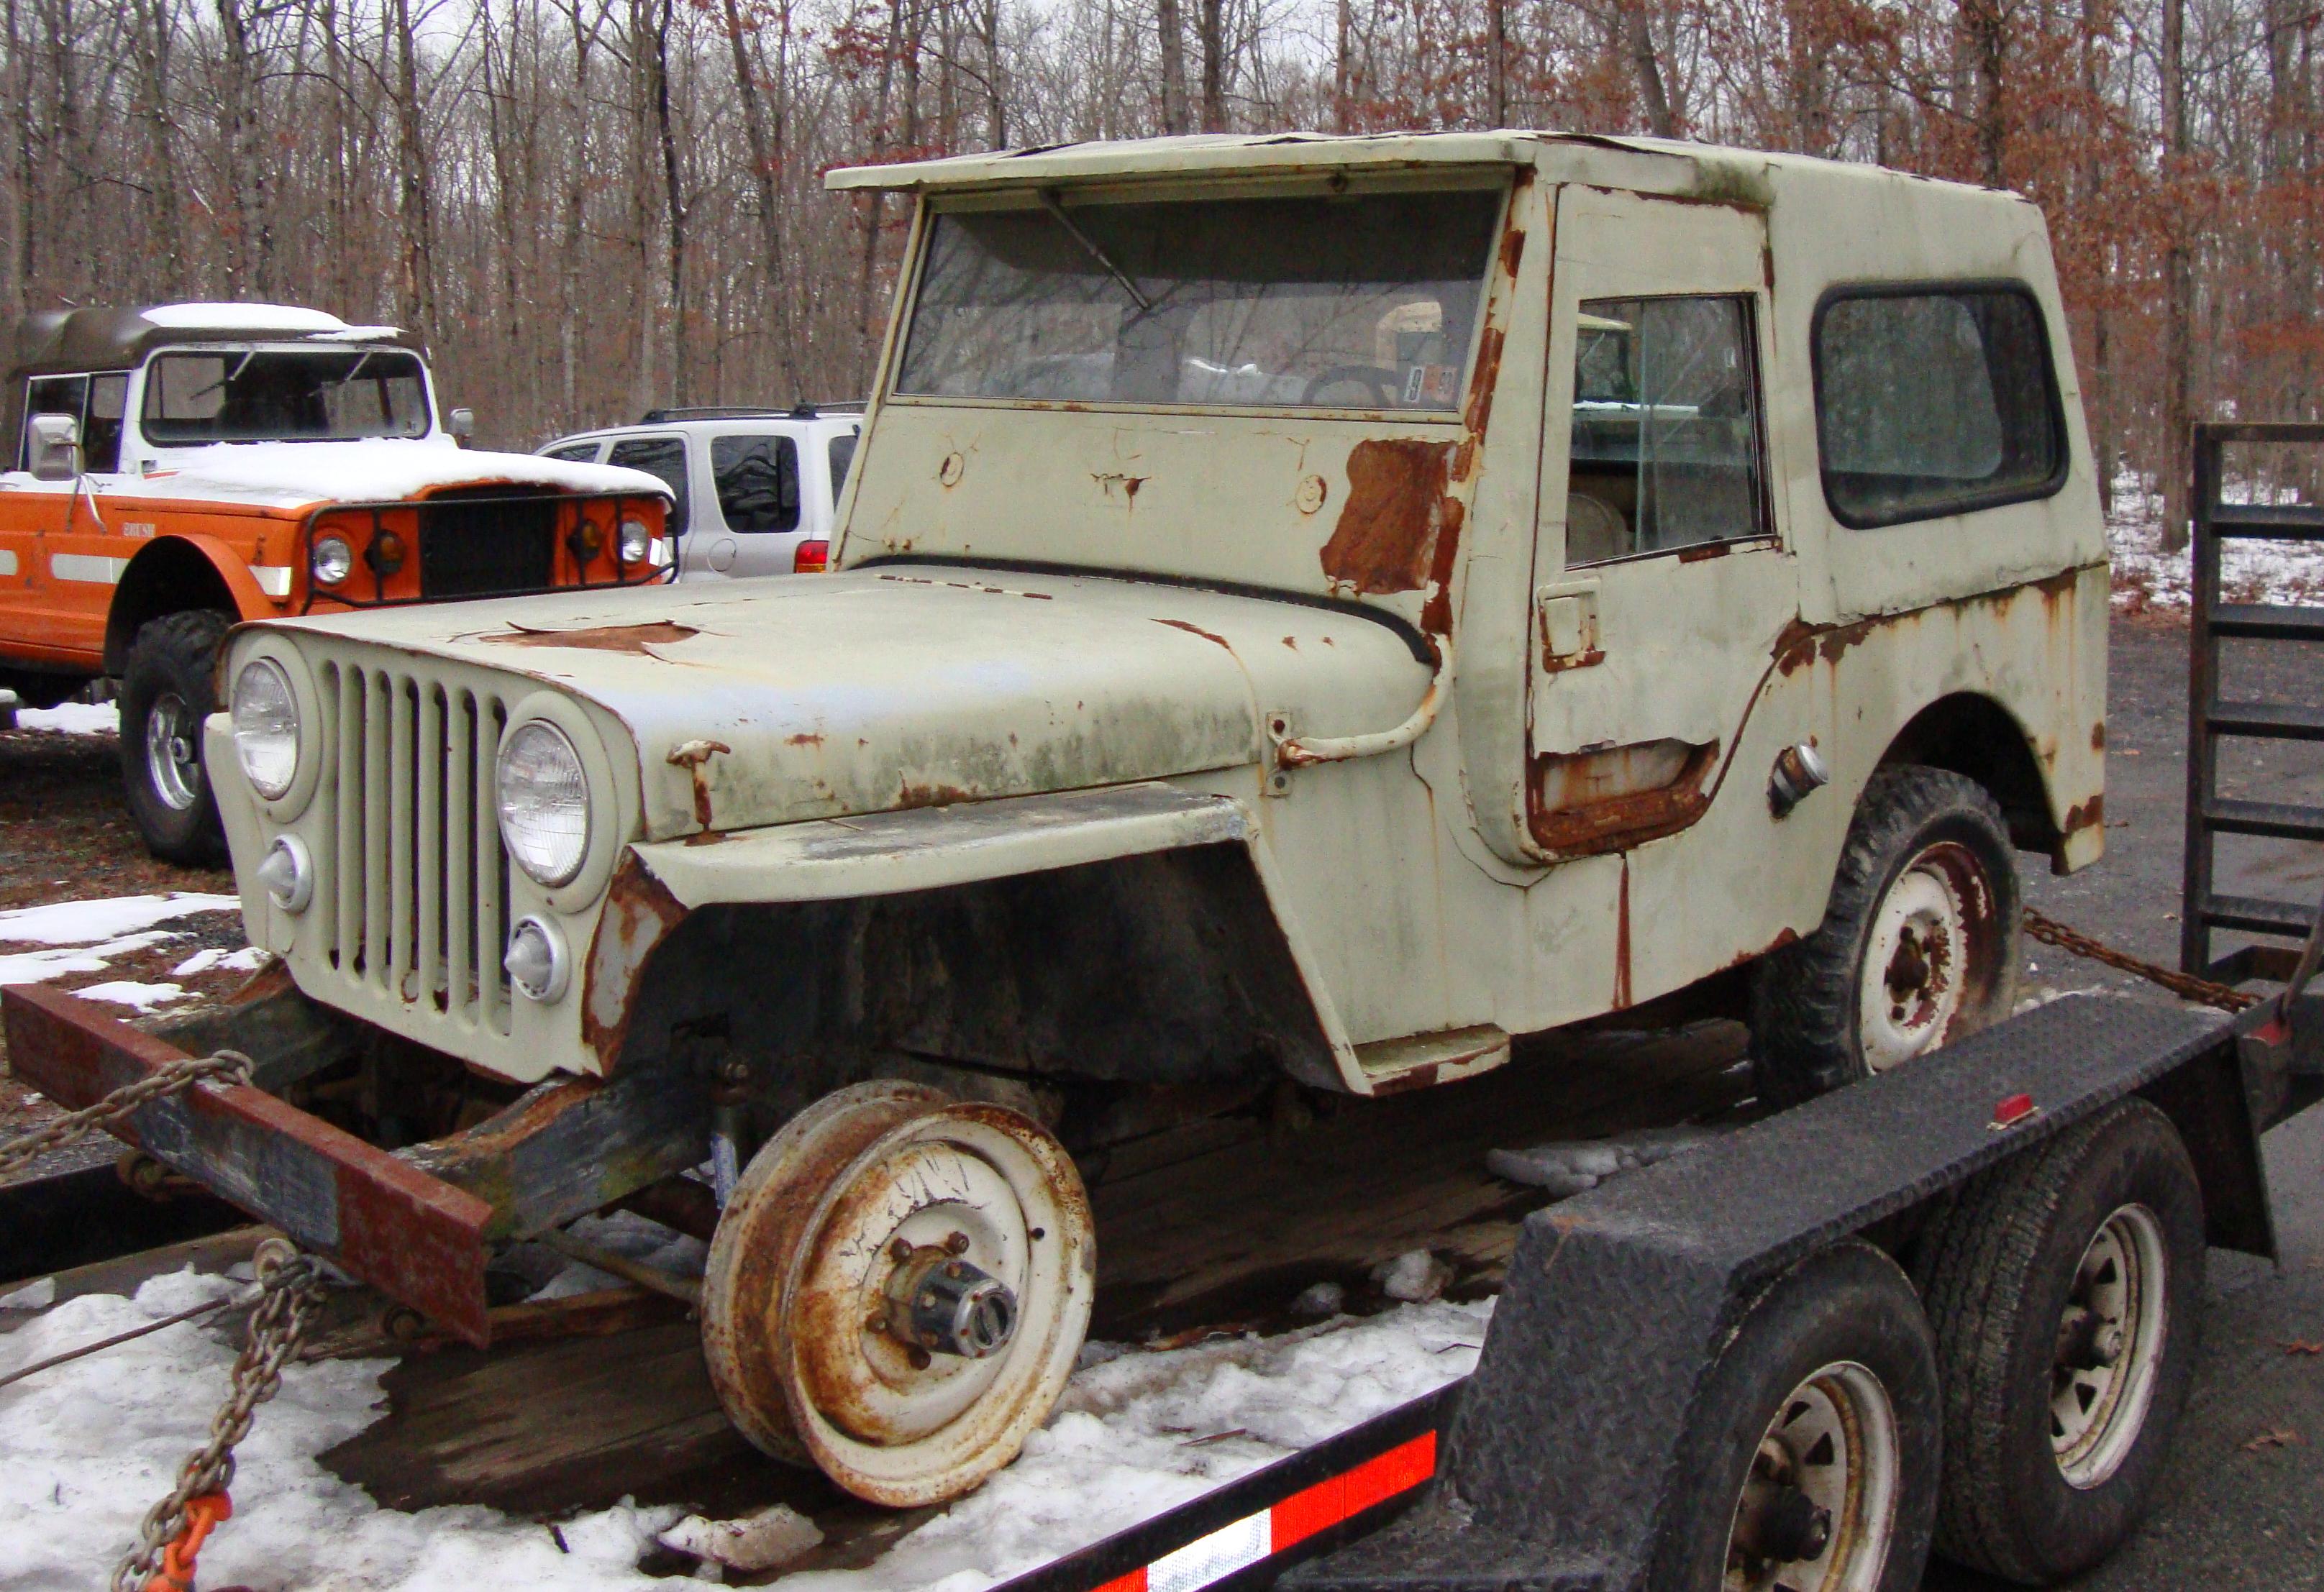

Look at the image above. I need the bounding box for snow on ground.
[9,701,119,735]
[2108,471,2324,612]
[0,892,243,999]
[0,1262,1485,1592]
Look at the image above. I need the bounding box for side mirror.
[447,407,475,442]
[27,413,81,481]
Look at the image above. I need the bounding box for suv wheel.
[119,609,233,866]
[1753,766,2020,1106]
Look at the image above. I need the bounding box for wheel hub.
[1726,1363,1898,1592]
[1858,843,1990,1072]
[2052,1204,2168,1488]
[883,1238,1021,1360]
[145,692,201,811]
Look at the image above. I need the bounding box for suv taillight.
[794,539,829,574]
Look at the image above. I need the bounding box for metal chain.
[111,1238,329,1592]
[2023,908,2260,1012]
[0,1050,253,1181]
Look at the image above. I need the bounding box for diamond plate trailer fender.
[3,982,498,1345]
[1287,997,2264,1592]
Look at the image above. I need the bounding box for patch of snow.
[113,439,673,513]
[11,702,118,735]
[0,1268,682,1592]
[777,1299,1491,1592]
[0,893,240,946]
[0,930,181,988]
[1,1266,1482,1592]
[660,1504,824,1573]
[1372,1249,1452,1304]
[0,1278,54,1311]
[171,946,269,979]
[141,302,355,332]
[2109,470,2324,612]
[72,980,189,1012]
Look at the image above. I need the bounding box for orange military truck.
[0,302,673,862]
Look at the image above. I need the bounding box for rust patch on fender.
[896,777,979,810]
[2061,794,2105,835]
[1729,925,1801,969]
[2091,720,2107,750]
[1154,617,1234,652]
[580,855,688,1069]
[483,621,699,654]
[667,739,732,828]
[1318,439,1454,596]
[786,731,826,749]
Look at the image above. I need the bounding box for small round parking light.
[505,915,571,1002]
[311,534,354,587]
[365,528,407,577]
[255,834,315,913]
[618,518,653,566]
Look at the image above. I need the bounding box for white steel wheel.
[145,691,203,811]
[700,1081,1095,1507]
[2051,1204,2169,1489]
[1726,1361,1903,1592]
[1856,841,1997,1073]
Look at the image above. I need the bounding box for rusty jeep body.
[19,134,2107,1509]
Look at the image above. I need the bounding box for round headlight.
[496,721,591,886]
[311,534,353,586]
[617,518,652,566]
[231,659,301,799]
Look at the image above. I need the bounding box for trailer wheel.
[1753,766,2020,1106]
[1653,1240,1940,1592]
[1917,1099,2203,1583]
[118,608,232,865]
[700,1081,1095,1507]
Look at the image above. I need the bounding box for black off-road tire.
[1651,1240,1942,1592]
[118,608,233,866]
[1915,1100,2205,1583]
[1753,765,2022,1106]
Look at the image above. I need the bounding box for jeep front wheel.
[700,1081,1095,1507]
[1753,766,2020,1106]
[119,609,234,866]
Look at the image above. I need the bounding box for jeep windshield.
[895,186,1503,412]
[140,347,432,444]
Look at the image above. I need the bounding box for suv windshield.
[141,348,432,444]
[896,187,1503,411]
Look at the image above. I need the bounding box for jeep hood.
[270,564,1434,839]
[92,436,670,513]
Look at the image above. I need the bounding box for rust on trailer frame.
[2,983,496,1345]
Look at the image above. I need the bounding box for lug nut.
[945,1231,971,1255]
[889,1238,915,1263]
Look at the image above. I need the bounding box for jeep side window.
[828,431,858,498]
[606,436,690,536]
[544,443,602,464]
[1565,295,1767,564]
[709,435,801,534]
[84,374,127,474]
[21,375,86,471]
[1812,284,2065,528]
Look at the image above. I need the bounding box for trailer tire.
[1753,766,2020,1106]
[119,608,233,866]
[1652,1240,1940,1592]
[1918,1099,2203,1583]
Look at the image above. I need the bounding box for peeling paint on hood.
[260,564,1433,841]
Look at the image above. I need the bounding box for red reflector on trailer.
[1990,1092,2038,1129]
[1083,1431,1437,1592]
[794,539,830,572]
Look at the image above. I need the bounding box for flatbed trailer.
[7,423,2324,1589]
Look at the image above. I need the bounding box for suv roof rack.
[636,401,868,424]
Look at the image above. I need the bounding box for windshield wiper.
[1038,189,1152,314]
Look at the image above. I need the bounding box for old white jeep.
[194,132,2104,1505]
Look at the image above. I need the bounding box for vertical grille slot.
[320,657,511,1033]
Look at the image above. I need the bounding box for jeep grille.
[318,659,514,1032]
[417,492,558,598]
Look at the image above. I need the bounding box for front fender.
[104,534,283,673]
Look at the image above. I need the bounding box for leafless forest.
[1,0,2316,534]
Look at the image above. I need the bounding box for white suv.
[539,403,862,580]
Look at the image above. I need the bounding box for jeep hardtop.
[0,301,673,861]
[199,134,2106,1506]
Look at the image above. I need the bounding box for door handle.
[1536,582,1602,670]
